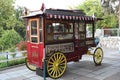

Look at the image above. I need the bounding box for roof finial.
[40,2,46,12]
[92,13,95,18]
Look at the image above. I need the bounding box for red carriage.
[23,8,103,79]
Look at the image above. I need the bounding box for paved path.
[0,47,120,80]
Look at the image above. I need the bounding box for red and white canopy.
[23,9,101,21]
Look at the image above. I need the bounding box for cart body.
[24,9,103,78]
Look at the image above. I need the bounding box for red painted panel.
[27,42,44,69]
[38,44,44,69]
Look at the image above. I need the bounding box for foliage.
[76,0,103,28]
[0,0,26,51]
[100,0,119,28]
[9,46,16,52]
[0,0,25,40]
[76,0,118,28]
[101,14,118,28]
[0,0,16,30]
[14,6,26,39]
[0,55,6,60]
[0,30,22,50]
[77,0,103,17]
[0,58,25,68]
[16,41,27,51]
[0,56,7,68]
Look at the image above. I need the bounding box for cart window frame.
[29,18,39,44]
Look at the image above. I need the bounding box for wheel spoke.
[59,63,65,66]
[58,66,63,73]
[60,54,64,61]
[56,68,60,76]
[53,54,57,61]
[56,53,59,59]
[55,70,58,78]
[48,65,53,68]
[60,59,66,64]
[49,68,54,75]
[48,67,54,72]
[50,57,54,62]
[48,61,54,65]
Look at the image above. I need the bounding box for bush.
[16,41,27,51]
[0,29,22,50]
[0,56,7,68]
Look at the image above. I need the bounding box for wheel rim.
[25,58,36,71]
[94,47,103,65]
[47,52,67,79]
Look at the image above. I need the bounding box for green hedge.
[0,58,25,68]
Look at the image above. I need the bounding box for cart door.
[27,18,43,68]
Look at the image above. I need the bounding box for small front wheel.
[93,47,103,65]
[25,58,36,71]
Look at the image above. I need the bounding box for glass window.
[79,23,85,32]
[31,21,37,35]
[31,37,38,43]
[79,33,85,39]
[86,24,93,38]
[74,23,79,39]
[46,22,73,42]
[79,23,85,40]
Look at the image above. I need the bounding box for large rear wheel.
[25,58,36,71]
[93,47,103,65]
[47,52,67,79]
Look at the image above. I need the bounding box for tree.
[14,6,26,39]
[76,0,103,28]
[101,0,119,28]
[0,0,26,51]
[0,0,26,39]
[0,0,16,38]
[77,0,103,17]
[0,30,22,50]
[0,0,16,30]
[76,0,118,28]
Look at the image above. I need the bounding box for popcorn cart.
[23,9,103,79]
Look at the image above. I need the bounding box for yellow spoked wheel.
[93,47,103,65]
[25,58,36,71]
[47,52,67,79]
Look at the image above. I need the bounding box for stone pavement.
[0,47,120,80]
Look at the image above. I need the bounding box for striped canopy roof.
[45,9,96,21]
[24,9,102,21]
